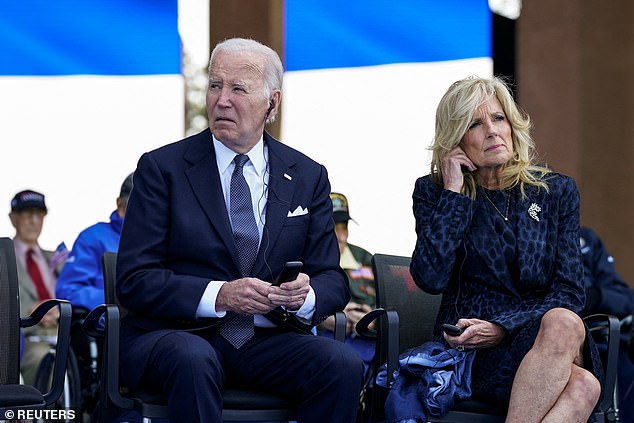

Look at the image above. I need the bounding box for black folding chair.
[357,253,620,423]
[84,251,346,422]
[0,237,73,416]
[32,306,102,422]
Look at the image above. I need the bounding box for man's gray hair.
[209,38,283,101]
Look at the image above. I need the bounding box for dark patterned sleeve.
[410,176,474,294]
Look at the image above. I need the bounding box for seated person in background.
[55,172,133,418]
[318,192,376,374]
[9,189,66,385]
[56,172,133,312]
[114,38,364,423]
[580,226,634,423]
[411,76,602,422]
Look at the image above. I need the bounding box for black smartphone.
[441,323,464,336]
[272,261,303,286]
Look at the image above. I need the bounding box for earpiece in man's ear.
[266,101,274,118]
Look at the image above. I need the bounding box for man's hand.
[318,302,374,335]
[268,273,310,310]
[216,277,276,314]
[344,302,372,335]
[29,302,59,328]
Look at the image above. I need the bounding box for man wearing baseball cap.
[9,189,64,384]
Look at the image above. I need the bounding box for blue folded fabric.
[376,341,476,423]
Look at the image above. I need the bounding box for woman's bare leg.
[505,308,600,423]
[542,365,601,422]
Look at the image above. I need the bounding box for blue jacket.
[55,211,123,311]
[376,341,475,423]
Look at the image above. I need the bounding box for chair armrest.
[84,303,135,410]
[82,304,107,338]
[333,311,346,343]
[20,299,73,406]
[356,309,381,339]
[20,299,67,328]
[357,308,400,387]
[585,313,620,415]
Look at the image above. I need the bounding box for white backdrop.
[1,0,493,261]
[282,58,492,257]
[0,0,203,251]
[0,75,184,250]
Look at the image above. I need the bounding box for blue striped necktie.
[219,154,259,348]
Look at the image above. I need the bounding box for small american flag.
[49,242,69,271]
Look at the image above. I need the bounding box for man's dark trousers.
[142,328,364,423]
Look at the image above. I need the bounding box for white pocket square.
[287,206,309,217]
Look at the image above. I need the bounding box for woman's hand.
[443,318,506,350]
[440,147,477,193]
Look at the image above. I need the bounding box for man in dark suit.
[116,38,364,423]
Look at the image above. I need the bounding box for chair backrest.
[372,253,441,354]
[101,252,118,305]
[101,251,129,320]
[0,237,21,384]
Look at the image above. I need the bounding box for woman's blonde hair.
[430,76,550,199]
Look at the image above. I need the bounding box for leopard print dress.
[411,173,602,403]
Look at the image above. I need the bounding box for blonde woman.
[411,76,601,422]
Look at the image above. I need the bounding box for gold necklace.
[481,189,510,221]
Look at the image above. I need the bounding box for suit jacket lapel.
[252,134,297,276]
[183,129,240,268]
